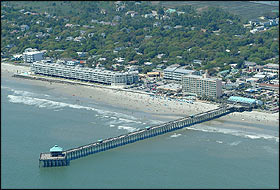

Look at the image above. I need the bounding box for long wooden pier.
[39,105,249,167]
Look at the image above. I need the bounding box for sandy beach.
[1,62,279,126]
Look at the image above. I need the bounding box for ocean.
[1,77,279,189]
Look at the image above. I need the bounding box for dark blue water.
[1,77,279,188]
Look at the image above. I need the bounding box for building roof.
[264,63,279,69]
[157,83,182,92]
[258,83,279,88]
[50,145,63,152]
[173,68,194,74]
[166,8,176,13]
[228,96,256,104]
[23,51,43,55]
[163,67,177,72]
[244,61,256,66]
[183,74,218,82]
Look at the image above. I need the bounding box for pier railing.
[39,105,243,167]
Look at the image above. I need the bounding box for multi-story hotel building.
[23,51,44,63]
[182,75,222,98]
[31,61,138,85]
[163,67,200,81]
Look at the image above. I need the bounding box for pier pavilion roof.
[50,145,63,152]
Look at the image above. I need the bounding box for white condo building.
[31,61,138,85]
[182,75,222,98]
[163,67,200,81]
[23,51,44,63]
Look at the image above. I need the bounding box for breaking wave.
[187,126,279,142]
[6,89,152,126]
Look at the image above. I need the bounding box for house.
[74,36,85,42]
[10,30,19,34]
[99,21,111,25]
[20,25,29,32]
[80,30,86,35]
[77,52,87,57]
[174,25,183,29]
[127,65,139,72]
[114,57,125,63]
[201,28,207,33]
[153,22,161,27]
[177,11,185,15]
[98,57,106,61]
[66,36,73,41]
[65,23,73,27]
[100,9,106,14]
[11,54,23,61]
[249,19,260,26]
[100,33,106,38]
[88,33,95,38]
[151,11,157,16]
[116,5,125,12]
[126,11,138,17]
[157,54,165,59]
[162,15,170,20]
[244,61,256,68]
[91,19,99,23]
[46,28,52,33]
[113,16,121,22]
[193,59,202,65]
[157,64,165,69]
[128,60,138,64]
[163,25,171,29]
[165,8,176,14]
[144,62,153,66]
[55,36,61,41]
[144,13,153,18]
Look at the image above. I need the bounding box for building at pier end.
[182,75,222,98]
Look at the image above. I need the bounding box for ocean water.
[1,77,279,189]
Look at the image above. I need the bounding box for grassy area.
[156,1,279,20]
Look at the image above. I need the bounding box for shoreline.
[1,62,279,127]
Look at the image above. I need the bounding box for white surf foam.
[2,86,37,97]
[170,133,182,138]
[7,94,147,128]
[110,124,115,128]
[119,117,143,124]
[11,89,37,97]
[187,126,279,142]
[229,141,241,146]
[117,126,137,132]
[8,95,102,111]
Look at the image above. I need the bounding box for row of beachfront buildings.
[21,48,223,98]
[31,60,223,98]
[31,61,139,86]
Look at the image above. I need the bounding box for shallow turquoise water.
[1,77,279,188]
